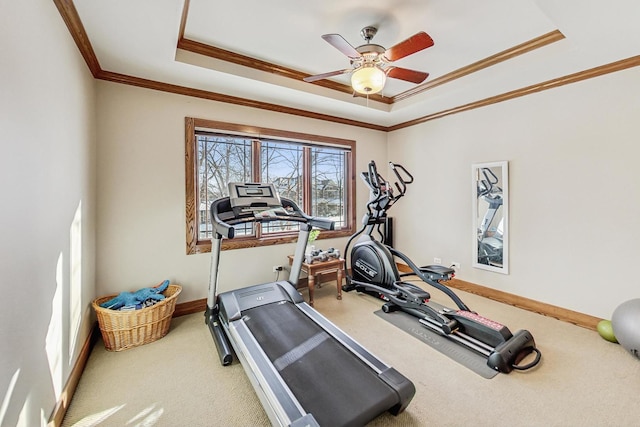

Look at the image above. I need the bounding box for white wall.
[96,66,640,320]
[95,82,387,302]
[0,0,97,425]
[387,66,640,319]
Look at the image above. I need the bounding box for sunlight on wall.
[0,369,20,426]
[69,201,82,360]
[14,389,48,427]
[45,253,63,400]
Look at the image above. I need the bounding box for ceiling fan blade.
[321,34,362,59]
[303,69,352,83]
[384,32,434,62]
[386,67,429,84]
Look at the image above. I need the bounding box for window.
[185,118,356,254]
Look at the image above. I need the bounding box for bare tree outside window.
[197,134,252,239]
[312,148,346,228]
[262,140,302,205]
[261,140,303,234]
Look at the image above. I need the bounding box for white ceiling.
[73,0,639,127]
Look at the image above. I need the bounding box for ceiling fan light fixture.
[351,65,386,95]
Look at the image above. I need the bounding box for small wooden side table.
[288,255,344,307]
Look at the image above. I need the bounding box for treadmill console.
[211,182,332,238]
[228,182,282,216]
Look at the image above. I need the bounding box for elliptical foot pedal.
[395,282,430,301]
[419,265,455,280]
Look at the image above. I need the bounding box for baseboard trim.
[49,298,206,425]
[447,277,601,330]
[174,298,206,317]
[395,262,600,330]
[174,274,603,329]
[171,275,341,318]
[48,324,99,426]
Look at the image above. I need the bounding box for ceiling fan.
[303,26,434,95]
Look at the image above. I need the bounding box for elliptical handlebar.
[367,161,381,194]
[346,160,414,283]
[477,167,500,198]
[389,162,413,197]
[362,161,414,217]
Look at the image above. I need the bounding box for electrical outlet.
[434,257,442,264]
[451,262,461,270]
[272,265,283,272]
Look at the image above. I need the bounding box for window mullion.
[345,150,352,229]
[303,146,312,214]
[252,138,263,238]
[252,139,261,182]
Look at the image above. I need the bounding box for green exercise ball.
[597,319,618,343]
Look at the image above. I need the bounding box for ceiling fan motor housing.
[360,26,378,43]
[352,44,386,66]
[355,44,385,56]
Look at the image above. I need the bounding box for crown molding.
[54,1,640,132]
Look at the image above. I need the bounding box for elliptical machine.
[343,161,541,373]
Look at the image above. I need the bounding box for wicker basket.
[92,284,182,351]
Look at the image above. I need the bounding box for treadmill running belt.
[243,301,399,427]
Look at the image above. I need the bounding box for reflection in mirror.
[473,161,509,274]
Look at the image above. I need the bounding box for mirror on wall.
[473,161,509,274]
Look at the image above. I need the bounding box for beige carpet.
[62,283,640,426]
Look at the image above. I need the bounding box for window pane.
[261,140,302,234]
[312,147,346,229]
[187,118,355,254]
[197,134,253,239]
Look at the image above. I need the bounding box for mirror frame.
[472,161,509,274]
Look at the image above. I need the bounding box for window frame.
[185,117,356,254]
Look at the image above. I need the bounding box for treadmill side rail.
[379,367,416,415]
[289,414,320,427]
[225,319,312,426]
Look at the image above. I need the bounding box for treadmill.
[206,182,415,427]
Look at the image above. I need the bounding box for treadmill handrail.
[207,193,336,309]
[210,196,334,239]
